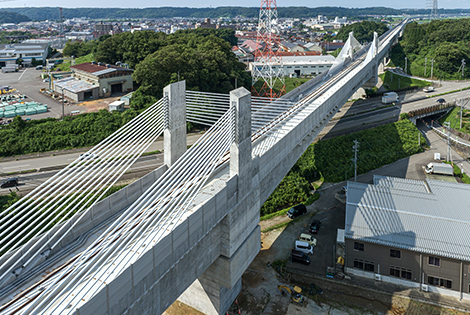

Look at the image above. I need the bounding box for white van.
[294,240,313,255]
[298,233,317,247]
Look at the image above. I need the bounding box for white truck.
[424,162,454,175]
[1,64,18,73]
[381,92,399,104]
[423,86,435,93]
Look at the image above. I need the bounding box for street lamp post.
[404,56,408,74]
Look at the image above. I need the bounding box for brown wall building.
[345,175,470,300]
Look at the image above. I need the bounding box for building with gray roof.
[71,62,133,98]
[345,175,470,300]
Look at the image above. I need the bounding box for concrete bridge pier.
[178,87,261,314]
[164,80,187,167]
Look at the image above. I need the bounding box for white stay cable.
[0,98,167,286]
[24,108,235,314]
[54,112,235,314]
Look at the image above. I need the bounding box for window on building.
[353,242,364,251]
[353,258,364,270]
[440,278,452,289]
[364,261,374,272]
[401,268,412,280]
[428,276,439,286]
[390,249,401,259]
[428,276,451,288]
[428,256,440,267]
[390,266,400,277]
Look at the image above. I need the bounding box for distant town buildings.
[93,22,122,38]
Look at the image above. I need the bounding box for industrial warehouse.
[345,175,470,300]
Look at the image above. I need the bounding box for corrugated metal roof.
[55,77,97,93]
[345,177,470,262]
[92,68,117,76]
[373,175,430,193]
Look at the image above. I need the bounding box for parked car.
[1,178,19,189]
[287,204,307,219]
[436,98,446,104]
[291,249,310,265]
[309,220,321,234]
[298,233,317,247]
[294,240,313,255]
[35,65,43,70]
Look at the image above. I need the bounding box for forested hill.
[0,11,30,23]
[390,19,470,80]
[3,6,470,21]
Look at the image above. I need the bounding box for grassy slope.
[379,71,431,91]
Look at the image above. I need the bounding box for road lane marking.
[2,164,30,170]
[18,69,27,81]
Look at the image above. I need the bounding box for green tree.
[133,34,251,100]
[336,21,389,43]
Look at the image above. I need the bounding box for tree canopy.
[132,32,250,101]
[335,21,389,43]
[91,29,249,108]
[390,19,470,80]
[0,10,30,23]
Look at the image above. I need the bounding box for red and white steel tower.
[251,0,285,99]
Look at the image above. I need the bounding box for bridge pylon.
[164,80,187,167]
[178,87,261,314]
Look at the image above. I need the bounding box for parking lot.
[0,68,84,120]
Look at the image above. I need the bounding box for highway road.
[319,85,470,139]
[0,134,203,195]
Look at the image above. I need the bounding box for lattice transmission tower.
[427,0,439,20]
[251,0,285,99]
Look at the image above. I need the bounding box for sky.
[2,0,470,9]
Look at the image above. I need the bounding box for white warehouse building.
[249,55,335,77]
[0,43,49,68]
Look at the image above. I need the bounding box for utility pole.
[444,121,451,162]
[424,57,427,77]
[404,56,408,74]
[460,100,463,130]
[352,140,359,182]
[430,59,434,79]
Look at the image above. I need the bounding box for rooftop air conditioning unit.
[421,284,429,292]
[374,274,382,281]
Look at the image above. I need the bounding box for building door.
[111,83,122,94]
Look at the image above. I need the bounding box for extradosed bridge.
[0,21,407,315]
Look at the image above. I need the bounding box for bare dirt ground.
[77,96,123,112]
